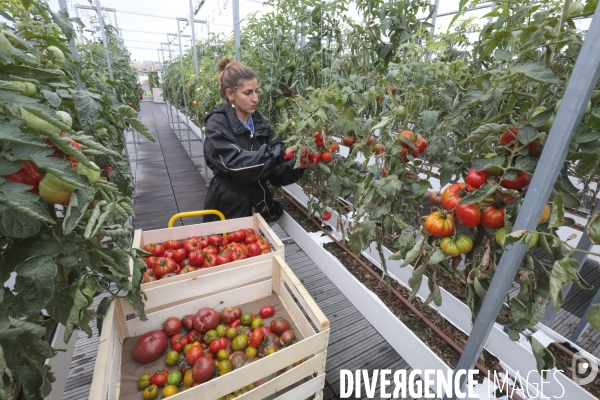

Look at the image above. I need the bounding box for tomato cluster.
[397,130,428,162]
[308,131,335,163]
[134,304,300,398]
[141,229,272,282]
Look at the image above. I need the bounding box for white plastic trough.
[282,183,598,400]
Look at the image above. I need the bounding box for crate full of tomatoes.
[132,214,285,290]
[91,255,329,400]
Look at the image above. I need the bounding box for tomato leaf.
[508,329,521,341]
[63,188,95,234]
[50,10,75,41]
[73,89,103,132]
[460,123,507,145]
[527,335,555,377]
[0,181,54,237]
[549,256,579,309]
[421,110,439,131]
[509,62,560,84]
[517,124,538,144]
[472,155,505,172]
[514,156,537,173]
[510,298,545,329]
[0,159,24,175]
[14,254,57,315]
[548,195,564,229]
[0,118,50,147]
[529,109,552,128]
[395,235,424,266]
[459,183,497,205]
[40,89,61,108]
[125,117,155,142]
[586,211,600,245]
[407,261,426,301]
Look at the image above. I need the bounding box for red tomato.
[236,229,247,242]
[342,136,355,147]
[221,306,242,324]
[259,305,274,319]
[184,238,202,253]
[322,211,332,221]
[414,137,428,154]
[249,328,264,347]
[162,240,182,250]
[209,337,228,354]
[143,270,156,283]
[465,168,489,189]
[192,356,215,383]
[382,166,388,177]
[248,243,261,257]
[246,228,255,235]
[399,146,419,162]
[203,255,216,268]
[231,249,248,261]
[203,245,218,255]
[207,234,224,246]
[171,334,188,352]
[329,142,339,152]
[228,319,241,328]
[193,308,220,333]
[180,265,197,274]
[215,255,231,265]
[188,250,205,266]
[153,258,177,279]
[270,317,291,334]
[257,239,270,251]
[455,204,481,228]
[424,211,455,237]
[150,370,169,387]
[163,317,182,336]
[499,127,540,153]
[187,330,202,343]
[133,330,168,363]
[321,151,333,162]
[245,234,257,244]
[186,345,204,365]
[144,243,165,257]
[500,171,530,190]
[481,205,506,229]
[197,236,209,248]
[428,190,443,205]
[441,183,471,211]
[260,326,273,335]
[165,248,187,263]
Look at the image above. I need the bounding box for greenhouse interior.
[1,0,600,399]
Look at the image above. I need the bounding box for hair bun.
[217,57,233,73]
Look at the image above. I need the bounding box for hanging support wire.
[165,39,183,139]
[93,0,117,97]
[443,7,600,399]
[174,24,193,154]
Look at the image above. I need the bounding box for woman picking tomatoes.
[203,58,319,223]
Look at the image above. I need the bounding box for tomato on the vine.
[321,151,333,162]
[428,190,443,205]
[5,161,43,194]
[441,183,471,211]
[322,211,332,221]
[481,205,506,229]
[500,171,530,190]
[455,204,481,228]
[38,173,75,206]
[424,211,455,237]
[465,168,489,189]
[440,234,473,257]
[414,137,428,154]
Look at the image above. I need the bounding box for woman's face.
[229,78,259,117]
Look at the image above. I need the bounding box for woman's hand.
[297,145,317,169]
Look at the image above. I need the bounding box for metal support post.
[95,0,117,97]
[187,2,210,184]
[176,21,192,153]
[159,48,171,125]
[233,0,241,60]
[166,39,182,138]
[570,286,600,342]
[542,199,600,326]
[443,9,600,399]
[58,0,85,88]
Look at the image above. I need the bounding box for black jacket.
[202,104,303,222]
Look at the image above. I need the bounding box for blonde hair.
[217,57,257,104]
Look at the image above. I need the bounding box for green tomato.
[165,350,179,367]
[495,228,539,249]
[143,385,159,400]
[251,317,263,330]
[138,373,152,390]
[26,52,41,64]
[395,106,406,118]
[39,173,75,206]
[568,1,585,17]
[11,81,37,97]
[0,32,13,55]
[240,313,253,326]
[554,99,591,114]
[440,234,473,257]
[531,106,555,132]
[76,162,100,184]
[46,46,65,67]
[167,370,183,386]
[56,111,73,128]
[225,327,237,339]
[276,98,286,108]
[215,324,227,337]
[311,61,320,71]
[20,107,61,134]
[231,334,248,351]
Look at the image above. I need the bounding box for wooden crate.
[92,254,330,400]
[132,214,285,294]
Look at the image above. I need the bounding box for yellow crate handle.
[168,210,226,228]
